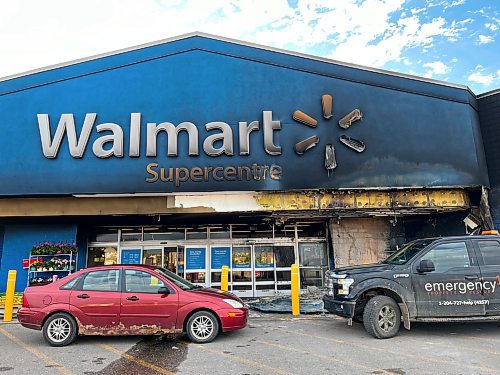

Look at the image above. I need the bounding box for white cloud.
[423,61,449,77]
[444,0,465,10]
[411,7,426,15]
[478,34,494,44]
[329,15,462,67]
[485,23,498,31]
[0,0,292,77]
[467,65,499,86]
[0,0,493,96]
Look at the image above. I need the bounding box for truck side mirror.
[417,259,435,273]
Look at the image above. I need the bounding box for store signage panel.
[211,247,231,269]
[0,41,489,195]
[121,249,141,264]
[186,248,206,270]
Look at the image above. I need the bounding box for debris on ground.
[245,289,326,314]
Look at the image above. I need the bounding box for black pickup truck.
[323,233,500,338]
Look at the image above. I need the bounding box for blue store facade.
[0,33,495,296]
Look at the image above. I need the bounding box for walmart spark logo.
[292,93,366,173]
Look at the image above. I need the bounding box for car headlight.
[223,299,244,308]
[338,278,354,295]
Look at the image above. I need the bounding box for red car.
[17,265,248,346]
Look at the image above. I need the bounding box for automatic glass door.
[254,244,275,297]
[231,246,253,298]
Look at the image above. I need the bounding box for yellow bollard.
[291,264,300,316]
[3,270,17,322]
[221,265,229,292]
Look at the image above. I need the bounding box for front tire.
[362,295,401,339]
[186,311,219,344]
[42,312,77,347]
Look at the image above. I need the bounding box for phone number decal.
[438,300,490,306]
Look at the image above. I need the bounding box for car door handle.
[77,294,90,299]
[465,276,479,281]
[126,296,139,301]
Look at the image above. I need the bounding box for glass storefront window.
[142,248,162,266]
[299,243,327,266]
[87,246,117,267]
[274,245,294,267]
[211,272,222,283]
[121,227,142,242]
[254,245,274,268]
[232,271,251,282]
[186,227,208,240]
[231,224,273,238]
[300,268,325,288]
[177,246,185,276]
[255,270,274,281]
[209,226,231,239]
[87,228,118,243]
[163,247,177,273]
[185,272,205,284]
[143,227,185,241]
[276,270,291,282]
[232,246,251,269]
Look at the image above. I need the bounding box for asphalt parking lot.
[1,313,500,375]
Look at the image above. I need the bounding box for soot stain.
[98,335,188,375]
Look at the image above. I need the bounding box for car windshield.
[383,239,436,265]
[154,267,199,291]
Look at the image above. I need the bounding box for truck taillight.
[22,294,30,308]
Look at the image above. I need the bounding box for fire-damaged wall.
[478,90,500,229]
[329,218,391,268]
[329,211,470,269]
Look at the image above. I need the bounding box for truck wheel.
[186,311,219,344]
[363,295,401,339]
[42,312,78,347]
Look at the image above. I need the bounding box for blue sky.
[1,0,498,94]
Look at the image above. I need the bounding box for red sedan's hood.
[189,288,243,303]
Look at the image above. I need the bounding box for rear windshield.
[383,239,436,265]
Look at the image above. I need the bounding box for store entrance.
[120,246,185,277]
[232,244,294,298]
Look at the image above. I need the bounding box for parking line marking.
[196,344,295,375]
[255,339,393,374]
[0,327,75,375]
[273,326,498,374]
[98,343,175,375]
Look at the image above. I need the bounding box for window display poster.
[121,249,141,264]
[186,248,206,270]
[211,247,231,269]
[255,246,274,268]
[232,247,251,269]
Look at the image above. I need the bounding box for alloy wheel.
[47,318,71,343]
[190,315,214,340]
[378,305,396,332]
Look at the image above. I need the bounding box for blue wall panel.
[0,225,77,292]
[0,227,4,271]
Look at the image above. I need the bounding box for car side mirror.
[157,286,170,294]
[417,259,435,273]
